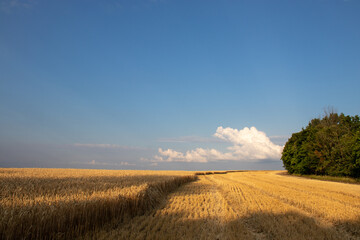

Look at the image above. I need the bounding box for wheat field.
[0,168,196,239]
[1,169,360,239]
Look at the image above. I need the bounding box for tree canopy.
[281,112,360,178]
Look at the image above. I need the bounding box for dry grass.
[0,168,196,239]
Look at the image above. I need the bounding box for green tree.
[281,112,360,178]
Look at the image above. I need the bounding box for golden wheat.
[0,168,196,239]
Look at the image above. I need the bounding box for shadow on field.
[110,210,360,240]
[241,211,360,240]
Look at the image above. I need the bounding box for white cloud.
[85,159,135,166]
[151,126,283,163]
[155,148,220,163]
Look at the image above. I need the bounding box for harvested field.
[88,171,360,240]
[1,169,360,239]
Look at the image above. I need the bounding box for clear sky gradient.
[1,0,360,170]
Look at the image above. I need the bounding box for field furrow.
[211,175,344,239]
[225,172,360,235]
[222,172,360,239]
[237,173,360,208]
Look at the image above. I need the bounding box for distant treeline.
[282,112,360,178]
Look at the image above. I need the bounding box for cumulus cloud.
[150,126,283,163]
[154,148,223,163]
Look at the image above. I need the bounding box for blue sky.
[1,0,359,170]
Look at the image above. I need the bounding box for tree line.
[281,112,360,178]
